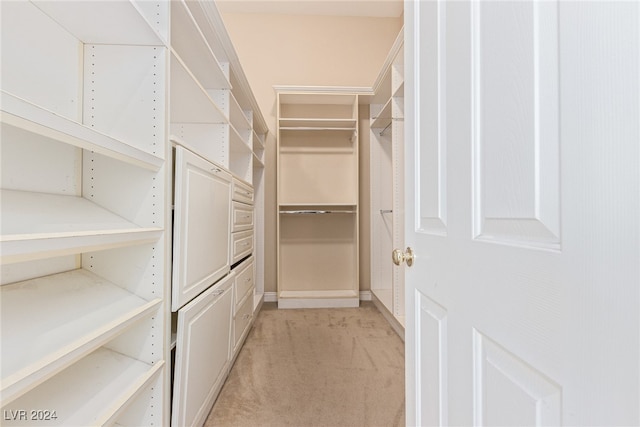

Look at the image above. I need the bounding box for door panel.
[418,0,448,236]
[416,290,448,426]
[405,0,639,425]
[473,330,562,426]
[471,0,560,249]
[172,146,231,311]
[172,272,234,427]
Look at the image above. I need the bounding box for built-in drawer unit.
[231,229,254,264]
[232,201,254,232]
[234,256,255,308]
[232,178,254,205]
[233,295,253,354]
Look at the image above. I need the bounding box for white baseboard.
[264,292,278,302]
[264,291,371,303]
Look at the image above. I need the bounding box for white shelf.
[30,1,165,46]
[0,189,163,264]
[371,98,393,129]
[252,131,265,149]
[230,93,252,136]
[2,348,164,426]
[279,93,357,105]
[0,269,162,404]
[371,288,393,312]
[230,124,252,155]
[253,152,265,168]
[170,52,227,124]
[170,0,230,91]
[1,92,164,171]
[279,118,356,128]
[393,81,405,98]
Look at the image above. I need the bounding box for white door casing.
[404,1,639,425]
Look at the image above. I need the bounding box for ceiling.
[215,0,404,18]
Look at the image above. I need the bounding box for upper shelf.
[0,268,161,405]
[1,92,164,171]
[170,0,230,91]
[0,189,163,264]
[279,118,357,129]
[30,0,166,46]
[371,98,393,129]
[170,52,227,124]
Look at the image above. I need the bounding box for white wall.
[220,12,403,293]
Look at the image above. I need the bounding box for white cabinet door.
[172,146,231,311]
[172,272,234,427]
[404,1,639,425]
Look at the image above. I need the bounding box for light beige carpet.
[205,302,405,427]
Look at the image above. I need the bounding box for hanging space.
[369,29,406,335]
[276,92,360,308]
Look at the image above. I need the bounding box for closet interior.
[369,30,406,336]
[276,92,360,309]
[0,1,404,425]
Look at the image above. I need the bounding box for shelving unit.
[370,29,406,336]
[277,92,360,308]
[1,1,169,425]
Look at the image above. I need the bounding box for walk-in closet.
[1,0,404,425]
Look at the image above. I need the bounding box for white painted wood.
[234,256,255,307]
[277,293,360,309]
[0,269,161,405]
[1,92,163,171]
[0,124,82,196]
[32,0,165,45]
[170,0,231,91]
[404,0,639,425]
[0,189,162,264]
[83,44,166,159]
[231,230,254,265]
[170,53,227,124]
[1,348,164,426]
[170,128,228,169]
[370,34,405,325]
[172,272,234,427]
[232,201,254,232]
[0,1,81,121]
[172,146,231,311]
[232,178,254,204]
[232,292,254,353]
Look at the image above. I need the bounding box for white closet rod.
[279,210,356,215]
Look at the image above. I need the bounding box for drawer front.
[234,256,254,308]
[173,272,234,427]
[234,294,253,348]
[232,178,254,204]
[231,230,253,264]
[232,201,254,232]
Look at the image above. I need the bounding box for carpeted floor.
[205,302,405,427]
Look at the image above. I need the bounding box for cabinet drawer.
[231,230,253,264]
[234,256,254,308]
[233,294,253,349]
[232,178,253,204]
[232,201,254,232]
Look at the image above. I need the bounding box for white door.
[403,1,639,425]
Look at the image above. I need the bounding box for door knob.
[392,247,414,267]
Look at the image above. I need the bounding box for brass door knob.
[392,247,414,267]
